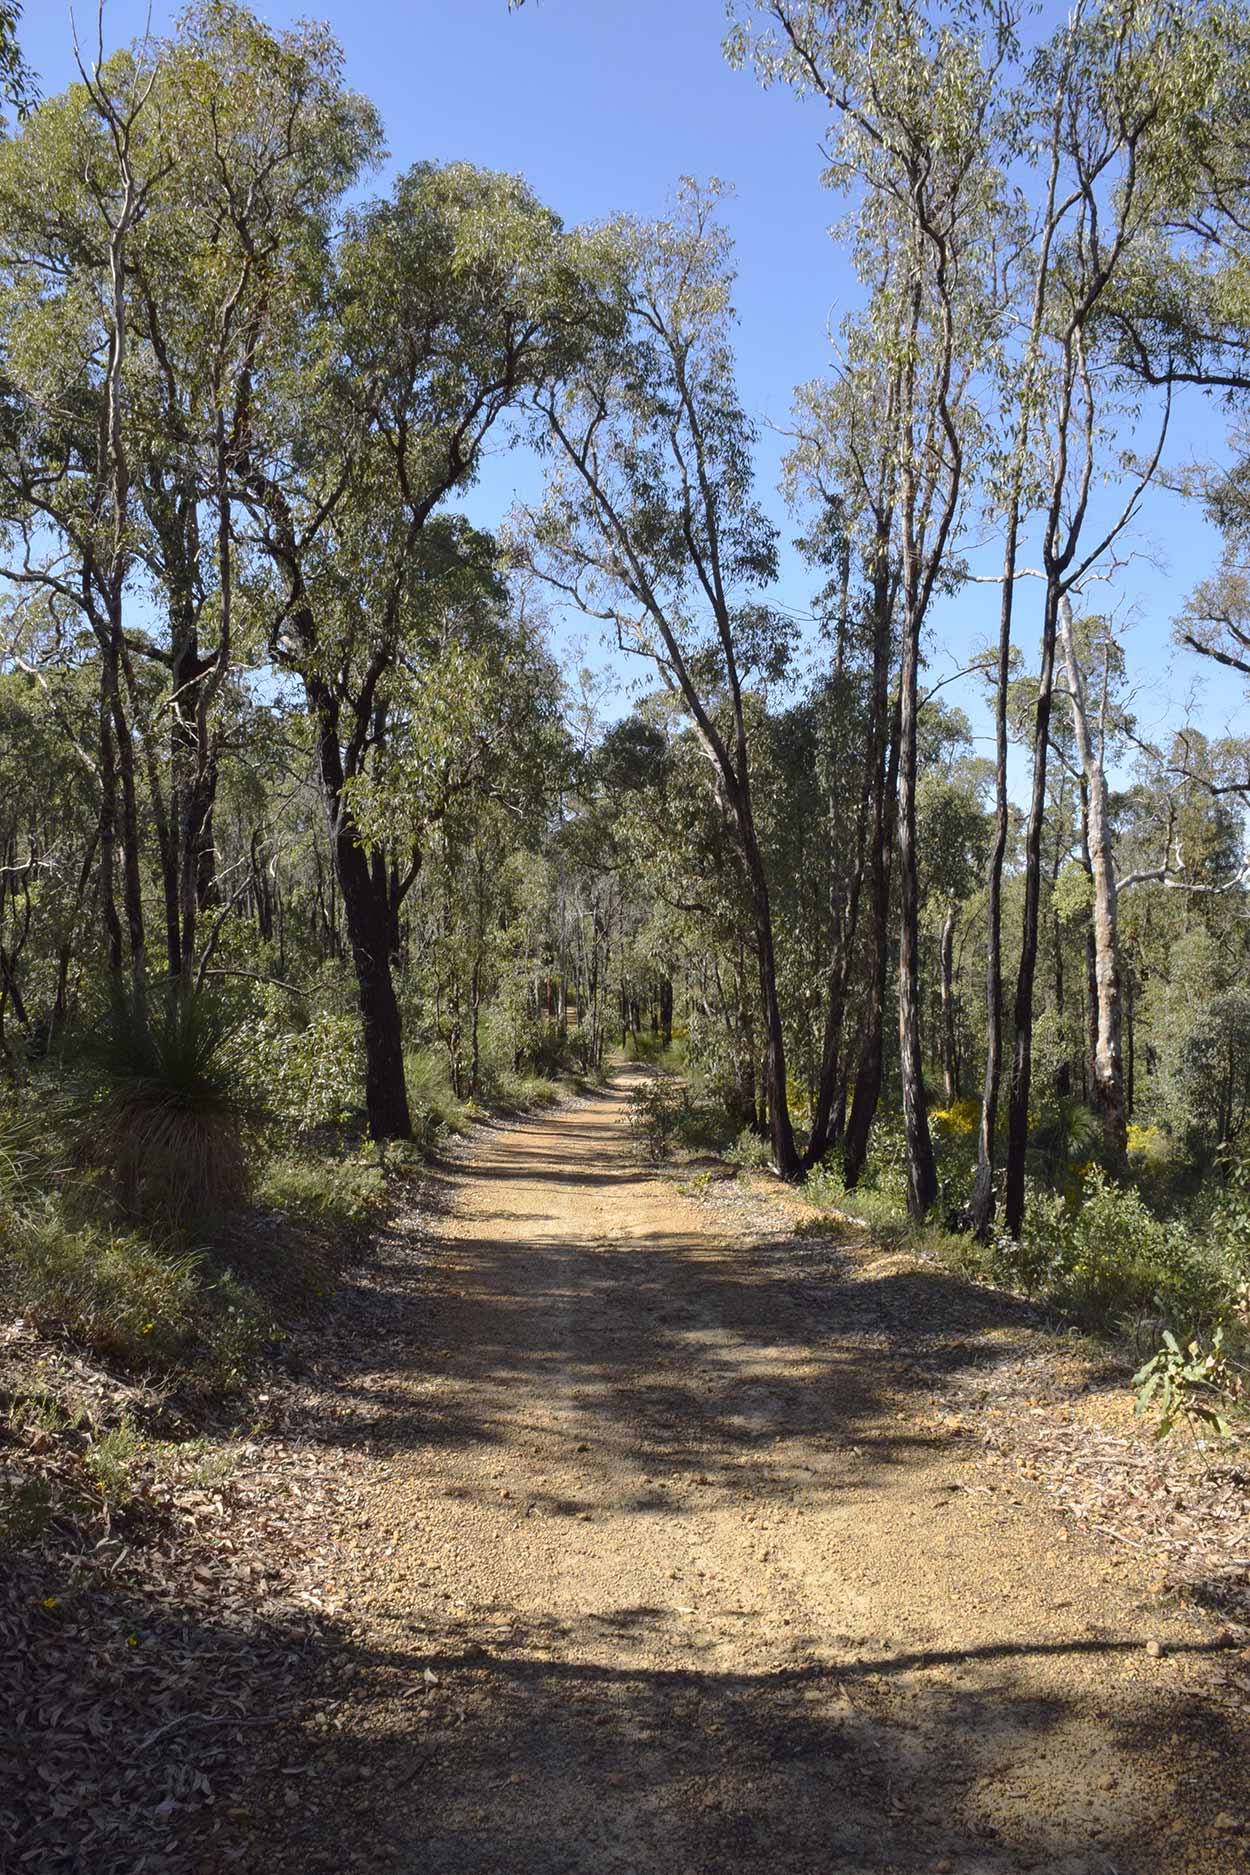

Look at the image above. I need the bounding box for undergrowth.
[2,1196,269,1391]
[796,1112,1250,1432]
[2,987,596,1403]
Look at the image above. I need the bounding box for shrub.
[725,1127,772,1171]
[625,1074,729,1162]
[1133,1327,1241,1446]
[992,1168,1217,1333]
[1195,1150,1250,1331]
[627,1073,689,1162]
[512,1019,594,1082]
[1127,1122,1171,1164]
[223,992,362,1132]
[803,1158,846,1211]
[931,1098,980,1140]
[403,1045,467,1142]
[860,1116,911,1208]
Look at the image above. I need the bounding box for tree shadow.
[232,1610,1248,1874]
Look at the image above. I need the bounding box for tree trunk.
[308,669,411,1141]
[939,905,958,1106]
[339,831,412,1139]
[96,674,124,980]
[806,750,869,1168]
[839,600,899,1185]
[896,592,938,1219]
[1057,593,1127,1163]
[1005,586,1061,1237]
[969,508,1019,1237]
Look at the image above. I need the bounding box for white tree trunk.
[1058,593,1127,1161]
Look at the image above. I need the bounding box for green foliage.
[1052,863,1094,926]
[402,1045,469,1142]
[1133,1328,1241,1445]
[857,1116,911,1209]
[1028,1097,1102,1194]
[83,1415,144,1509]
[254,1149,388,1231]
[1,1063,267,1392]
[1,1199,267,1389]
[224,991,364,1132]
[992,1168,1218,1332]
[725,1127,772,1171]
[626,1073,689,1163]
[513,1019,593,1082]
[625,1073,729,1163]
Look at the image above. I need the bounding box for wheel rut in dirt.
[261,1072,1249,1875]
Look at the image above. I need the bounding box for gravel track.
[246,1072,1250,1875]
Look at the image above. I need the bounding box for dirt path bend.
[262,1073,1250,1875]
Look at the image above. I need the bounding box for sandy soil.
[246,1072,1250,1875]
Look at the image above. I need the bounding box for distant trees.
[521,184,804,1175]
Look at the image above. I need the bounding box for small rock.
[1214,1813,1241,1832]
[1146,1640,1164,1659]
[934,1859,955,1874]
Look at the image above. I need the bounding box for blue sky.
[20,0,1250,776]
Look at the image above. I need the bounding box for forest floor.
[8,1068,1250,1874]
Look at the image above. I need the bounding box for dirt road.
[256,1073,1250,1875]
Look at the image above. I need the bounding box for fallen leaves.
[0,1333,363,1875]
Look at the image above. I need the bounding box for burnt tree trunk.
[307,665,412,1141]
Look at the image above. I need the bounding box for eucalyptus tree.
[1054,598,1134,1159]
[763,648,874,1156]
[0,33,167,989]
[915,733,991,1108]
[124,3,381,985]
[242,161,594,1139]
[730,0,1010,1216]
[997,0,1217,1237]
[520,183,803,1174]
[1178,562,1250,684]
[0,5,379,993]
[0,2,34,118]
[786,352,900,1182]
[0,663,99,1052]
